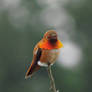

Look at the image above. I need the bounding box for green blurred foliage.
[0,0,92,92]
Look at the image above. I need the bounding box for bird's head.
[43,30,58,44]
[39,30,63,49]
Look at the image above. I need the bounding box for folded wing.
[25,48,42,79]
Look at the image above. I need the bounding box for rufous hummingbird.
[25,30,63,79]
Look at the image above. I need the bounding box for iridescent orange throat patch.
[39,40,63,50]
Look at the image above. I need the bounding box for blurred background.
[0,0,92,92]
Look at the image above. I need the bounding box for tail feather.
[25,62,40,79]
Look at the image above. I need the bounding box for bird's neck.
[39,40,63,50]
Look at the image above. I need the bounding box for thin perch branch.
[47,65,59,92]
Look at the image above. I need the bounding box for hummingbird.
[25,30,63,79]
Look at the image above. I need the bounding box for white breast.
[38,61,48,67]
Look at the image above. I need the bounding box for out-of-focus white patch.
[8,7,30,28]
[40,7,71,27]
[0,0,21,9]
[37,0,69,7]
[58,42,83,68]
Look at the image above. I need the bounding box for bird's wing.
[25,47,42,79]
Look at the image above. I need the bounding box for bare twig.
[47,65,59,92]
